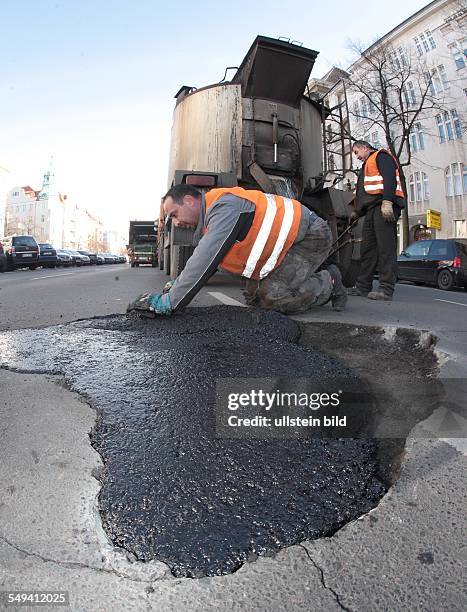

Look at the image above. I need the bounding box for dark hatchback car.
[39,243,58,268]
[0,235,40,270]
[398,239,467,290]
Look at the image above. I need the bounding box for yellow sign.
[427,209,441,230]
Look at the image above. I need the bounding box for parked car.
[398,239,467,290]
[0,235,40,270]
[38,243,58,268]
[78,250,104,265]
[0,241,7,272]
[63,249,91,266]
[56,249,73,267]
[99,252,117,264]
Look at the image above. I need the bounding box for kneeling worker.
[127,185,347,317]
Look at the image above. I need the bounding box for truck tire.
[163,247,171,276]
[158,240,164,270]
[333,240,360,288]
[341,260,361,288]
[130,262,136,268]
[170,245,194,278]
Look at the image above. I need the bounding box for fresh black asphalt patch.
[0,307,439,577]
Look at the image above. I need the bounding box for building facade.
[3,171,104,250]
[309,0,467,248]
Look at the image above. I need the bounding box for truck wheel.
[340,260,360,288]
[437,269,453,291]
[170,245,193,278]
[130,262,135,268]
[29,265,38,271]
[158,240,164,270]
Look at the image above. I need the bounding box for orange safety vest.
[204,187,302,280]
[363,149,405,198]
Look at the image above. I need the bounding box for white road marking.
[435,299,467,308]
[207,291,246,307]
[31,273,74,281]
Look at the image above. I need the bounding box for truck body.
[127,220,157,268]
[160,35,360,284]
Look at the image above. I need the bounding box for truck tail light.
[185,175,216,187]
[11,246,15,254]
[453,256,461,268]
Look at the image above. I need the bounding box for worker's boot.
[328,264,347,312]
[368,290,392,301]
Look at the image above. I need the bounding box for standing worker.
[127,185,347,317]
[348,140,406,301]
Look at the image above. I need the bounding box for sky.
[0,0,431,235]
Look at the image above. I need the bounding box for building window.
[426,30,436,50]
[389,46,408,69]
[436,110,462,143]
[360,97,369,118]
[353,101,359,121]
[403,81,417,105]
[448,38,467,70]
[445,163,466,197]
[409,172,430,202]
[409,123,425,152]
[371,131,380,148]
[414,30,436,55]
[12,191,19,197]
[454,220,466,238]
[426,65,449,94]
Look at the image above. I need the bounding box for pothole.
[0,307,440,578]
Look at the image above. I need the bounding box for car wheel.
[437,269,454,291]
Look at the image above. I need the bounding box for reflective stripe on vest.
[363,150,405,198]
[204,187,302,280]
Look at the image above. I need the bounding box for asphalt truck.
[127,220,158,267]
[159,35,360,285]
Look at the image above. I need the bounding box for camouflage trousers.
[244,217,333,314]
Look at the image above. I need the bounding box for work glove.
[162,280,174,294]
[381,200,395,222]
[127,292,172,318]
[349,210,361,223]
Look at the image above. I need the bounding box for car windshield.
[39,244,53,249]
